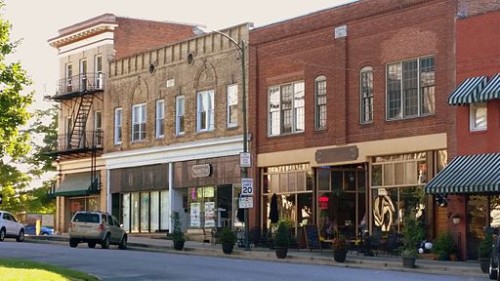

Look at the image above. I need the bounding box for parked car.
[69,211,127,249]
[24,224,54,236]
[0,210,24,242]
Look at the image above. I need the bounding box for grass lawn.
[0,258,99,281]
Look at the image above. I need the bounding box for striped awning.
[478,73,500,102]
[448,76,487,105]
[425,153,500,194]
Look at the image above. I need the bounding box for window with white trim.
[114,108,122,144]
[176,96,185,135]
[156,99,165,138]
[315,76,327,130]
[268,81,305,136]
[196,90,214,132]
[470,103,487,131]
[132,104,146,142]
[227,84,238,128]
[360,67,373,124]
[95,55,103,89]
[94,111,102,147]
[386,56,435,120]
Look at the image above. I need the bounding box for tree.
[0,0,34,212]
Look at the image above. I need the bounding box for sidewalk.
[26,234,485,278]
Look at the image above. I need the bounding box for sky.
[3,0,356,108]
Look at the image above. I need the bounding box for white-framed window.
[386,56,435,120]
[227,84,238,128]
[360,67,374,124]
[94,111,102,147]
[176,96,185,135]
[156,99,165,138]
[470,103,487,131]
[65,64,73,90]
[268,81,305,136]
[114,108,122,144]
[95,55,103,89]
[196,90,215,132]
[315,76,327,130]
[79,59,87,91]
[132,103,146,142]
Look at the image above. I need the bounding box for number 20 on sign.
[241,178,253,195]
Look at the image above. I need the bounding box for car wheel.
[0,228,5,242]
[118,235,127,250]
[101,234,110,249]
[16,230,24,242]
[69,238,78,248]
[88,242,96,248]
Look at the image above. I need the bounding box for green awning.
[478,73,500,102]
[54,173,99,197]
[425,153,500,194]
[448,76,487,105]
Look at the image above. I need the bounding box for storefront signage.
[315,145,358,164]
[191,164,211,178]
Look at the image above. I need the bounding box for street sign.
[239,196,253,209]
[241,178,253,195]
[240,152,251,168]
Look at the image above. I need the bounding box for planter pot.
[275,247,288,259]
[402,257,416,268]
[173,240,185,251]
[222,243,234,254]
[480,258,490,273]
[333,250,347,263]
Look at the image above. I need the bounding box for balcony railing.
[56,130,103,152]
[55,73,105,97]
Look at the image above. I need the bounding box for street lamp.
[199,27,250,250]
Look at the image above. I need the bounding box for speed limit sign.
[241,178,253,195]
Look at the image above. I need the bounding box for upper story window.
[94,111,102,147]
[176,96,185,135]
[315,76,327,130]
[360,67,374,124]
[66,64,73,89]
[197,90,214,132]
[132,103,146,142]
[386,56,435,120]
[268,81,305,136]
[114,108,122,144]
[95,55,103,89]
[470,103,487,131]
[227,84,238,128]
[79,59,87,91]
[156,99,165,138]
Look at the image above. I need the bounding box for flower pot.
[275,247,288,259]
[222,243,234,254]
[480,258,490,273]
[402,257,416,268]
[333,250,347,263]
[173,240,185,251]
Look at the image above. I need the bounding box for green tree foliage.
[0,0,35,213]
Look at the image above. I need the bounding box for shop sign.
[191,164,211,178]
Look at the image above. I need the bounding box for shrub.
[432,232,455,260]
[274,221,291,248]
[219,227,237,245]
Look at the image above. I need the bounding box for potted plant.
[432,232,455,261]
[171,211,185,251]
[401,216,424,268]
[274,221,291,259]
[332,235,348,263]
[219,227,237,254]
[478,230,493,273]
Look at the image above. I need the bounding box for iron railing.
[55,73,105,97]
[56,130,103,152]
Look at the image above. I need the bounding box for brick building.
[249,0,455,252]
[48,14,198,233]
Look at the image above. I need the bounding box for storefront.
[109,163,169,233]
[173,156,242,230]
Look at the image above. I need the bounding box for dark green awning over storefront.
[54,173,100,197]
[425,153,500,194]
[448,76,487,105]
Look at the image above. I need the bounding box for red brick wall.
[114,18,197,59]
[456,10,500,155]
[249,0,456,154]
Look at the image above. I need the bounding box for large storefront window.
[187,185,236,229]
[69,196,99,220]
[370,152,428,235]
[261,164,313,234]
[467,195,500,260]
[122,190,169,233]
